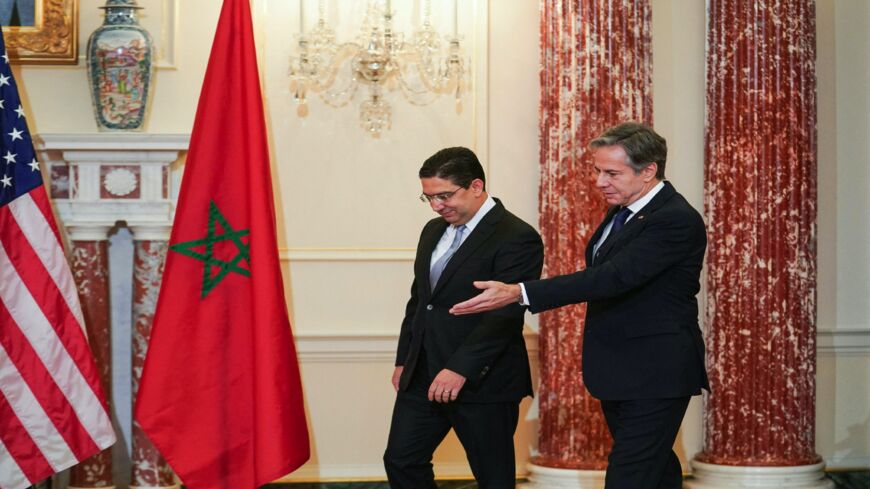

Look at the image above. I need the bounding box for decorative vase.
[87,0,154,131]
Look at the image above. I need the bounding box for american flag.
[0,33,115,489]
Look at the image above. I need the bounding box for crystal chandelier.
[288,0,470,137]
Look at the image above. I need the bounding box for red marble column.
[534,0,652,479]
[131,240,175,488]
[692,0,830,487]
[69,240,114,489]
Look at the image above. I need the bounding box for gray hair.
[590,122,667,179]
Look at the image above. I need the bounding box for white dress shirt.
[430,196,497,269]
[591,180,665,257]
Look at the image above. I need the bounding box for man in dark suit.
[450,123,709,489]
[384,147,544,489]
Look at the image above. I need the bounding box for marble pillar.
[69,236,114,489]
[131,238,176,489]
[531,0,652,487]
[688,1,831,487]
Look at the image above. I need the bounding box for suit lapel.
[586,206,619,264]
[594,182,677,263]
[594,213,642,261]
[430,201,505,297]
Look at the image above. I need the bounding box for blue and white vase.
[87,0,154,131]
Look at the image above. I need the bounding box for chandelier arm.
[306,43,362,91]
[394,72,441,106]
[317,82,360,108]
[397,50,464,96]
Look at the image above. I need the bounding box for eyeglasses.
[419,187,465,204]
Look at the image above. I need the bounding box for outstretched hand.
[449,281,522,315]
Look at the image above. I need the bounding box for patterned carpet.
[267,470,870,488]
[828,471,870,489]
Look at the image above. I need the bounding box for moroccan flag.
[134,0,310,488]
[0,29,116,489]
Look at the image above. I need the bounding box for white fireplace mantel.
[35,133,190,241]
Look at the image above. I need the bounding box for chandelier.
[288,0,470,137]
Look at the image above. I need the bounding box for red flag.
[134,0,310,488]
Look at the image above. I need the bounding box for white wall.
[816,0,870,469]
[17,0,869,481]
[650,0,708,469]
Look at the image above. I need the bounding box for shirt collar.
[625,180,665,216]
[457,195,496,233]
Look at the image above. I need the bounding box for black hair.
[418,147,486,189]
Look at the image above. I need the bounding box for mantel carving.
[35,133,190,241]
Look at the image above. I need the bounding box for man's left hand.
[450,281,521,315]
[428,369,466,403]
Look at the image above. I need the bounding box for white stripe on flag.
[0,243,116,450]
[0,435,31,489]
[0,342,76,473]
[7,194,87,336]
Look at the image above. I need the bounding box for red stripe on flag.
[0,382,53,485]
[0,206,104,401]
[0,302,100,461]
[26,187,64,250]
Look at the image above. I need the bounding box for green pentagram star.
[170,201,251,298]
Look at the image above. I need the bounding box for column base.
[685,460,834,489]
[520,463,605,488]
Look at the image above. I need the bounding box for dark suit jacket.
[524,182,709,400]
[395,199,544,403]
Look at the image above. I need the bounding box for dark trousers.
[384,362,520,489]
[600,397,690,489]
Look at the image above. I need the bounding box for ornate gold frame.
[3,0,78,64]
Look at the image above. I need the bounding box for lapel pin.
[637,215,645,220]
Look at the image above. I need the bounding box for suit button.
[426,304,433,311]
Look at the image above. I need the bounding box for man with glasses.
[384,147,543,489]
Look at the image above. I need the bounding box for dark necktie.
[594,207,632,264]
[609,207,633,235]
[430,225,466,290]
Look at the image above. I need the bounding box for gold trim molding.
[5,0,77,64]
